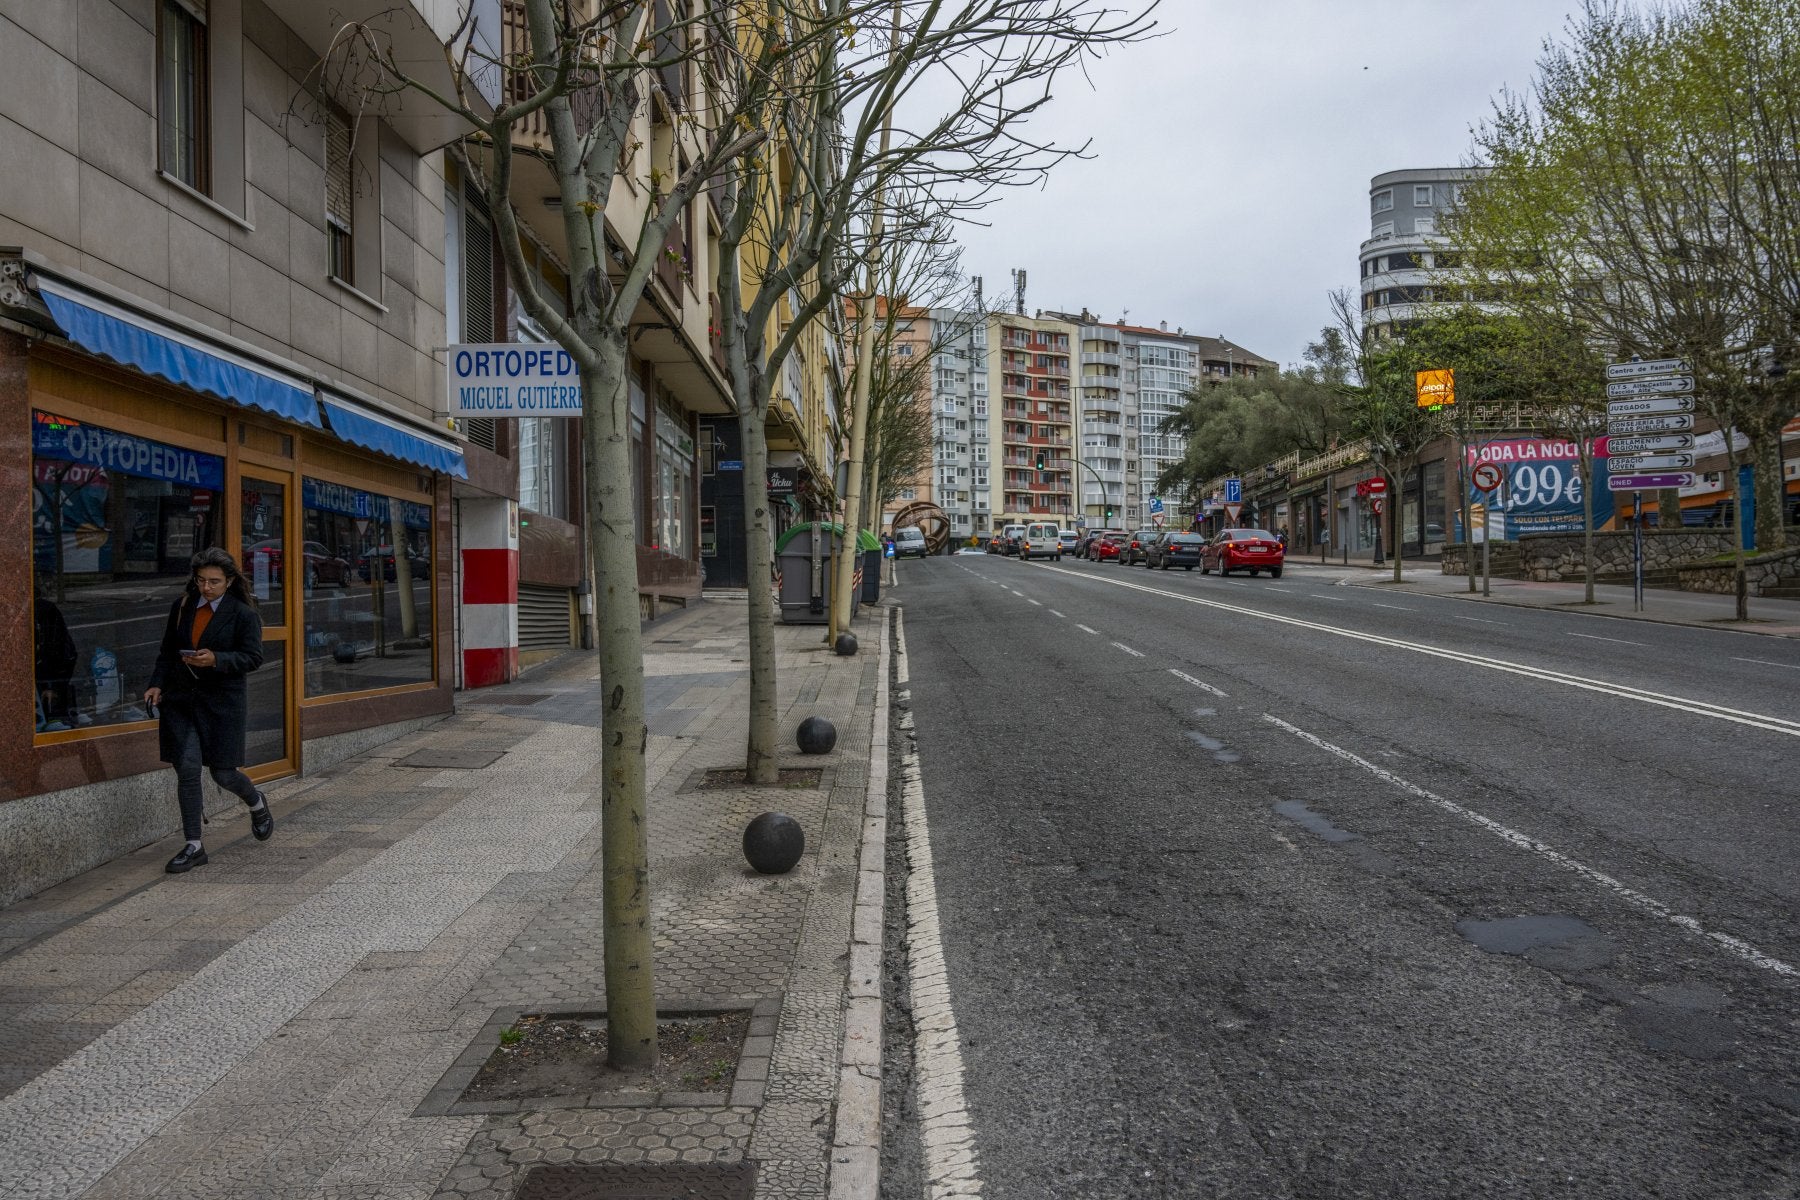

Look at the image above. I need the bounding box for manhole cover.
[396,748,505,769]
[462,692,553,705]
[515,1161,756,1199]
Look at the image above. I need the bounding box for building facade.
[1359,167,1491,339]
[990,312,1076,522]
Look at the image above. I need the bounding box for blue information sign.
[1224,477,1242,504]
[32,411,224,489]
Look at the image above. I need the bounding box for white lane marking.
[1371,603,1415,612]
[1169,668,1228,697]
[1027,598,1042,607]
[1456,615,1505,624]
[1048,610,1065,619]
[1008,589,1023,597]
[1734,656,1800,671]
[1569,632,1646,646]
[1262,713,1800,980]
[1075,624,1099,635]
[1034,565,1800,738]
[1310,594,1347,601]
[1111,642,1145,658]
[894,613,988,1197]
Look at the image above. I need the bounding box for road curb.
[1337,577,1800,639]
[829,605,892,1200]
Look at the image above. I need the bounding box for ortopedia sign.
[447,344,584,417]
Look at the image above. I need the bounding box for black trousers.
[169,727,259,842]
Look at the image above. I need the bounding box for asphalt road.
[881,551,1800,1199]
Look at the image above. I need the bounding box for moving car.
[987,531,1006,553]
[1076,528,1122,557]
[1085,532,1125,562]
[1057,530,1080,556]
[1201,528,1286,577]
[1001,524,1026,556]
[893,526,928,559]
[1119,528,1160,566]
[1017,521,1063,561]
[1146,531,1205,570]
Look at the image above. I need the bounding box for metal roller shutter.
[517,583,574,650]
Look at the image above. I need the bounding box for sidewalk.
[1282,554,1800,638]
[0,596,891,1199]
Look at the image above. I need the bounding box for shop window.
[30,411,223,734]
[652,399,692,556]
[300,479,433,696]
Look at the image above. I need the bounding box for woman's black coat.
[148,593,264,768]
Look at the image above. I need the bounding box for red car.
[1086,533,1125,562]
[1200,528,1286,578]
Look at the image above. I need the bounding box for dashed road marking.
[1371,603,1415,612]
[1075,624,1099,635]
[1048,610,1065,619]
[1734,656,1800,670]
[1262,713,1800,980]
[1027,598,1042,607]
[1111,642,1145,657]
[1169,668,1228,697]
[1570,632,1647,646]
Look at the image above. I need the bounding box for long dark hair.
[187,547,253,604]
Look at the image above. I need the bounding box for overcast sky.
[950,0,1583,369]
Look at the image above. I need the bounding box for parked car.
[893,526,929,559]
[1119,527,1160,566]
[1086,532,1125,562]
[1057,530,1080,557]
[1201,528,1286,577]
[1001,523,1026,556]
[359,544,431,582]
[1017,521,1063,561]
[1146,530,1205,570]
[245,539,352,589]
[987,531,1006,554]
[1076,527,1123,557]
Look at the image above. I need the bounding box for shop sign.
[447,343,584,417]
[767,467,798,495]
[32,411,223,489]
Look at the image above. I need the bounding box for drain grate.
[514,1161,757,1199]
[396,748,505,769]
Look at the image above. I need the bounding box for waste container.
[774,523,880,623]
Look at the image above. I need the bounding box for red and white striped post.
[460,499,519,688]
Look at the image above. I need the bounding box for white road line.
[1371,603,1415,612]
[1262,713,1800,980]
[894,613,988,1197]
[1734,656,1800,670]
[1075,624,1099,635]
[1456,615,1505,624]
[1111,642,1145,657]
[1570,632,1647,646]
[1309,594,1347,601]
[1169,668,1228,697]
[1027,598,1042,607]
[1048,610,1065,619]
[1034,564,1800,738]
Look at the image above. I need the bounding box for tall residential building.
[911,307,987,538]
[1359,167,1490,339]
[990,312,1077,521]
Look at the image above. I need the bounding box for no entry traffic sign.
[1471,461,1503,491]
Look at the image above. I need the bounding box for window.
[1414,184,1433,206]
[302,479,434,696]
[31,412,222,733]
[1414,217,1435,234]
[1372,221,1394,239]
[158,0,210,192]
[895,343,913,357]
[1372,189,1393,213]
[325,111,355,283]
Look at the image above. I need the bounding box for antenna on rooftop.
[1011,269,1027,316]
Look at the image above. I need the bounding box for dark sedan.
[1118,528,1160,566]
[1200,529,1286,577]
[1145,531,1204,570]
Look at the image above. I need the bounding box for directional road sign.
[1223,478,1242,504]
[1606,357,1689,380]
[1609,472,1696,491]
[1605,375,1694,398]
[1607,413,1696,436]
[1608,395,1695,418]
[1606,434,1695,454]
[1605,452,1694,471]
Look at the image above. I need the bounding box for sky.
[948,0,1585,369]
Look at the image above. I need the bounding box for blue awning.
[34,277,320,427]
[321,393,467,479]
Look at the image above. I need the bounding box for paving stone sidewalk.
[0,596,889,1200]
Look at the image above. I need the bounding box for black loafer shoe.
[249,794,274,841]
[166,845,208,873]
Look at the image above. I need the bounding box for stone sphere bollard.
[835,632,859,657]
[796,716,837,755]
[743,812,805,874]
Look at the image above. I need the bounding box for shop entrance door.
[239,472,298,779]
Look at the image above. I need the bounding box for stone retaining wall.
[1675,544,1800,595]
[1514,530,1736,581]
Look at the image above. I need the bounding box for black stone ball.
[796,716,837,755]
[743,812,805,874]
[835,632,859,656]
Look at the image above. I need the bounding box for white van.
[893,526,928,559]
[1018,521,1063,561]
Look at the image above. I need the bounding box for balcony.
[1084,351,1121,368]
[1083,419,1122,437]
[655,226,690,308]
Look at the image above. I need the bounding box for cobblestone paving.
[0,597,883,1200]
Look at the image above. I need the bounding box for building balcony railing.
[1082,419,1122,436]
[1083,351,1120,368]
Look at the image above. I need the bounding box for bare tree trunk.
[1657,487,1682,529]
[1752,424,1786,551]
[582,343,656,1070]
[739,391,779,784]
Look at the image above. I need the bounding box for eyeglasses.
[194,575,229,590]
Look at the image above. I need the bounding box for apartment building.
[989,312,1077,521]
[1359,167,1492,339]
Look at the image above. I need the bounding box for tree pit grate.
[514,1161,757,1199]
[695,767,823,790]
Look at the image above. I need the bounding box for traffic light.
[1034,452,1046,471]
[1105,507,1113,521]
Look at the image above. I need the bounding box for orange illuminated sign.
[1416,368,1455,408]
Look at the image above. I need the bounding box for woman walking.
[143,548,273,873]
